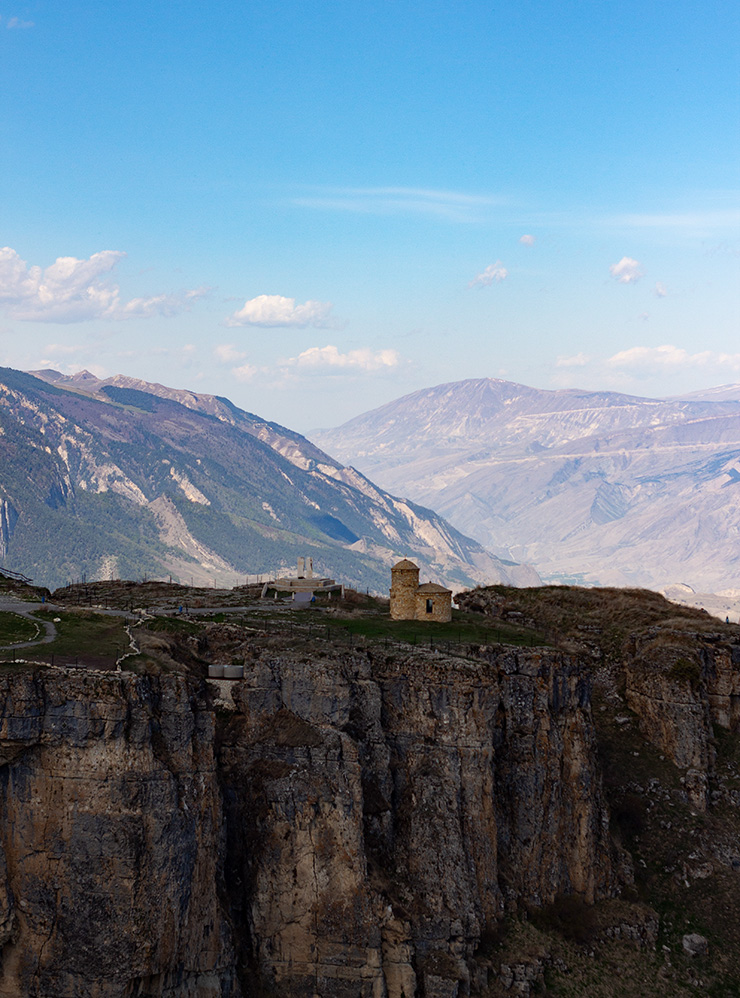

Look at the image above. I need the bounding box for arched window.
[426,598,433,614]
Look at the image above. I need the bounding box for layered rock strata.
[0,646,621,997]
[0,670,239,998]
[218,645,620,997]
[625,630,740,809]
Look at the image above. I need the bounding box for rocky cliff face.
[624,629,740,810]
[457,585,740,815]
[219,647,620,997]
[0,642,620,997]
[0,670,239,998]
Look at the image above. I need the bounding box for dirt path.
[0,597,59,650]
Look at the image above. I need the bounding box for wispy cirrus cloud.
[0,247,207,323]
[556,352,590,367]
[288,344,400,372]
[232,363,258,381]
[293,186,504,222]
[552,343,740,393]
[4,15,34,28]
[609,256,643,284]
[214,343,247,364]
[609,209,740,231]
[213,343,258,380]
[40,342,85,356]
[468,261,508,288]
[225,294,335,328]
[607,344,740,371]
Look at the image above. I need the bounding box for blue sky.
[1,0,738,429]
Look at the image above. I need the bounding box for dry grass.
[457,584,734,663]
[51,578,265,610]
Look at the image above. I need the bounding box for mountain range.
[312,377,740,592]
[0,367,536,592]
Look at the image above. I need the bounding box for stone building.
[389,558,452,622]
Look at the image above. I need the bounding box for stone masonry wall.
[414,592,452,622]
[390,566,419,620]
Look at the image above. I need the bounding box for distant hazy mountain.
[311,377,740,591]
[0,367,535,591]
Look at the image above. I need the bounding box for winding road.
[0,596,60,650]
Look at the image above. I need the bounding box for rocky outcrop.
[0,670,240,998]
[625,630,740,809]
[218,646,621,997]
[457,584,740,815]
[0,645,623,997]
[0,500,17,561]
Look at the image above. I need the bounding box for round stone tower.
[389,558,420,620]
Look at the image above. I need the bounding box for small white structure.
[262,557,343,599]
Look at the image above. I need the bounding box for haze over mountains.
[0,367,535,592]
[312,377,740,592]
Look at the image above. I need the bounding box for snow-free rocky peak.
[311,377,740,591]
[0,367,536,590]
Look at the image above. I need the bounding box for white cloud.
[117,344,197,362]
[214,343,247,364]
[225,294,334,328]
[556,352,590,367]
[519,234,536,246]
[233,363,258,381]
[115,295,183,318]
[551,343,740,392]
[606,344,740,371]
[289,344,400,372]
[610,210,740,231]
[609,257,643,284]
[213,343,256,379]
[654,281,667,298]
[468,261,508,288]
[293,186,503,222]
[41,342,85,356]
[0,247,205,323]
[6,16,34,28]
